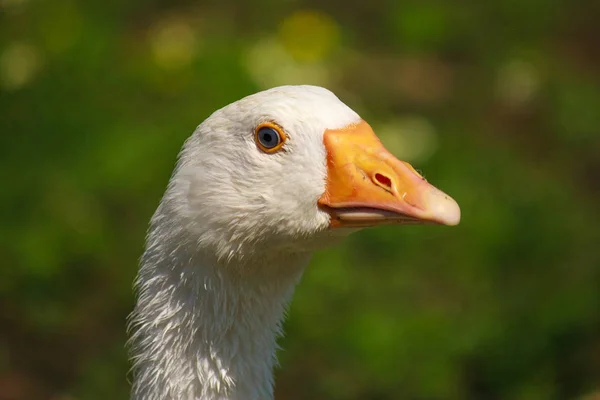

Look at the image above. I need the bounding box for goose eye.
[258,128,280,148]
[255,124,286,153]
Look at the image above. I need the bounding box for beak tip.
[423,188,461,226]
[434,196,461,226]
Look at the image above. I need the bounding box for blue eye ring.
[255,122,286,153]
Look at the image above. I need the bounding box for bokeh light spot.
[374,116,438,163]
[496,59,540,107]
[244,37,330,89]
[279,10,340,62]
[149,16,199,70]
[0,43,42,90]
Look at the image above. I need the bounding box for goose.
[129,85,460,400]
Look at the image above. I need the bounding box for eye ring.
[254,122,287,153]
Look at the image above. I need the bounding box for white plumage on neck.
[130,218,310,399]
[129,86,362,399]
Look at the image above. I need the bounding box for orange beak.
[318,120,461,228]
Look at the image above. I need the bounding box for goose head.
[168,85,460,264]
[132,85,461,400]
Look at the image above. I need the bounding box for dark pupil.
[260,129,278,147]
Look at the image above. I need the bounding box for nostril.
[374,173,393,192]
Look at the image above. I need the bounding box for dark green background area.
[1,0,599,399]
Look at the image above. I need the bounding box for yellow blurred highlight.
[0,43,41,91]
[149,16,198,70]
[279,10,340,62]
[374,116,438,163]
[244,38,331,89]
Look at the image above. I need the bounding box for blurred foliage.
[1,0,599,399]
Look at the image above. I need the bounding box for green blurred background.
[1,0,599,399]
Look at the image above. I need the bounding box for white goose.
[129,85,460,400]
